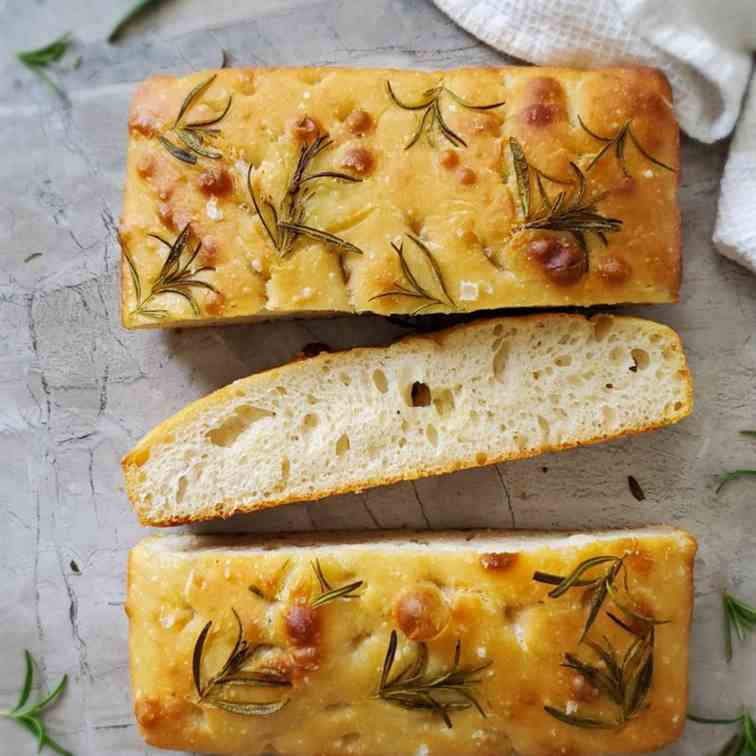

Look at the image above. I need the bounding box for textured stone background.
[0,0,754,754]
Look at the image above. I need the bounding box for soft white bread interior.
[123,313,693,526]
[127,527,697,755]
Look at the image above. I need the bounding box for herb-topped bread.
[120,66,680,328]
[127,527,697,755]
[122,313,692,526]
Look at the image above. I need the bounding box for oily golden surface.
[127,530,696,755]
[120,66,680,329]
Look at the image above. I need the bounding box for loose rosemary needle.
[109,0,173,43]
[723,591,756,662]
[16,33,72,95]
[688,711,756,756]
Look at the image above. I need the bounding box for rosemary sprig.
[1,651,71,755]
[717,431,756,493]
[193,609,291,717]
[724,592,756,663]
[109,0,171,43]
[369,234,455,315]
[545,624,655,730]
[310,560,363,609]
[246,134,363,259]
[534,555,625,642]
[375,630,490,728]
[578,116,675,177]
[509,138,622,263]
[126,223,217,319]
[157,74,232,165]
[386,81,504,150]
[688,711,756,756]
[17,33,72,95]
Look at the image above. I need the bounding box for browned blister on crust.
[127,528,696,755]
[120,66,680,329]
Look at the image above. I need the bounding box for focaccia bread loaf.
[122,313,692,526]
[120,65,680,329]
[127,527,697,755]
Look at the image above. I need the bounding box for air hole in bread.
[593,315,613,341]
[554,354,572,367]
[279,458,290,486]
[433,388,455,417]
[426,424,438,446]
[493,341,510,381]
[476,452,487,465]
[609,346,625,364]
[335,433,350,456]
[339,373,351,386]
[303,413,319,431]
[206,405,275,447]
[306,394,319,405]
[372,369,388,394]
[176,475,188,504]
[410,381,431,407]
[630,348,650,372]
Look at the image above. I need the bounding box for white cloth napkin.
[433,0,756,273]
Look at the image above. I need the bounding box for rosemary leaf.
[175,129,222,160]
[157,135,197,165]
[185,95,233,128]
[205,698,289,716]
[387,80,504,151]
[723,591,756,662]
[716,470,756,493]
[369,235,454,314]
[578,116,675,176]
[17,34,71,67]
[534,555,619,598]
[108,0,171,42]
[509,138,531,219]
[245,132,362,259]
[544,705,618,730]
[309,560,363,609]
[688,711,756,756]
[376,631,490,728]
[16,33,72,95]
[130,224,216,319]
[192,609,290,716]
[1,651,72,755]
[277,223,363,256]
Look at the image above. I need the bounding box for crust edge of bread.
[122,313,693,527]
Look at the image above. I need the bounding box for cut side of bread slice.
[123,314,693,526]
[128,526,696,755]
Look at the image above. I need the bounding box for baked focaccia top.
[127,528,696,755]
[119,66,680,328]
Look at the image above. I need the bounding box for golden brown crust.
[122,313,693,527]
[120,66,681,329]
[127,528,697,755]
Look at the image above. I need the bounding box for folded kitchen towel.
[433,0,756,273]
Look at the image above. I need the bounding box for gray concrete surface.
[0,0,754,753]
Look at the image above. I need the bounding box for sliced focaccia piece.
[127,527,697,755]
[122,313,692,526]
[120,65,680,328]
